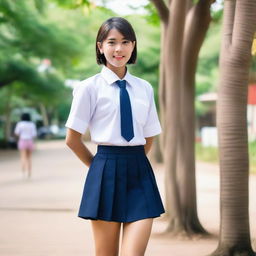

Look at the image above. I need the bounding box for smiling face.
[97,28,136,73]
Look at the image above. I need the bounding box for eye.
[123,40,130,44]
[108,41,115,45]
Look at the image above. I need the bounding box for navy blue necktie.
[116,80,134,142]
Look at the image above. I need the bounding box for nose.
[115,43,123,52]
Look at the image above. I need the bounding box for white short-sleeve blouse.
[14,121,37,140]
[65,66,162,146]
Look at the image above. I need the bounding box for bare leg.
[20,150,27,175]
[90,220,121,256]
[25,149,32,178]
[120,218,153,256]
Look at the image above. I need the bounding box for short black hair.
[96,17,137,65]
[21,113,31,121]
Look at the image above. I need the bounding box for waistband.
[97,145,145,154]
[19,138,34,141]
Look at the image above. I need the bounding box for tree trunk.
[4,86,13,144]
[159,22,168,152]
[151,0,212,235]
[210,0,256,255]
[39,102,49,127]
[177,0,212,234]
[154,135,163,163]
[164,0,187,232]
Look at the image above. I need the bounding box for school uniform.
[65,65,165,222]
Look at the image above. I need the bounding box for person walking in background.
[65,17,165,256]
[14,113,37,179]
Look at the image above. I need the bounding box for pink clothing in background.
[18,139,35,150]
[14,121,37,151]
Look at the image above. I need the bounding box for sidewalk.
[0,140,255,256]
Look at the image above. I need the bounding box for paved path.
[0,140,255,256]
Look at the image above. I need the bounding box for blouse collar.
[100,65,134,87]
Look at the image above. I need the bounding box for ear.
[97,42,103,54]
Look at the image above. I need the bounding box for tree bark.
[159,22,167,156]
[210,0,256,254]
[39,102,49,127]
[150,0,169,24]
[164,0,187,232]
[151,0,212,235]
[177,0,212,234]
[3,86,13,144]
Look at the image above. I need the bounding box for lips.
[114,56,124,60]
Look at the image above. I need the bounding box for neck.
[106,64,127,79]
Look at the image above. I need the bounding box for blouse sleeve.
[65,83,93,135]
[143,86,162,138]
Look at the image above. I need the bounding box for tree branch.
[150,0,169,24]
[223,0,236,48]
[182,0,214,77]
[198,0,216,13]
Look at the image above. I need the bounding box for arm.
[144,136,154,155]
[32,123,37,140]
[14,123,20,141]
[14,134,19,141]
[65,128,94,168]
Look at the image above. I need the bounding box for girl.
[65,17,165,256]
[14,112,37,178]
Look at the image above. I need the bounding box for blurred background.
[0,0,255,170]
[0,0,256,255]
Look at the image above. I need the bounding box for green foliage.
[0,0,84,96]
[126,15,161,105]
[197,18,222,91]
[249,141,256,173]
[0,0,88,141]
[0,0,82,68]
[0,0,225,137]
[50,0,91,9]
[195,142,219,163]
[34,0,46,14]
[251,57,256,72]
[0,0,163,136]
[195,100,210,116]
[142,3,160,26]
[211,7,223,22]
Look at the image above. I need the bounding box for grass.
[196,142,256,174]
[249,141,256,173]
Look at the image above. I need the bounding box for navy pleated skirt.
[78,145,165,223]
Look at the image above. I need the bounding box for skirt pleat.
[126,156,148,221]
[98,158,116,220]
[78,156,106,219]
[112,157,128,220]
[78,145,165,223]
[144,156,166,213]
[137,155,161,217]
